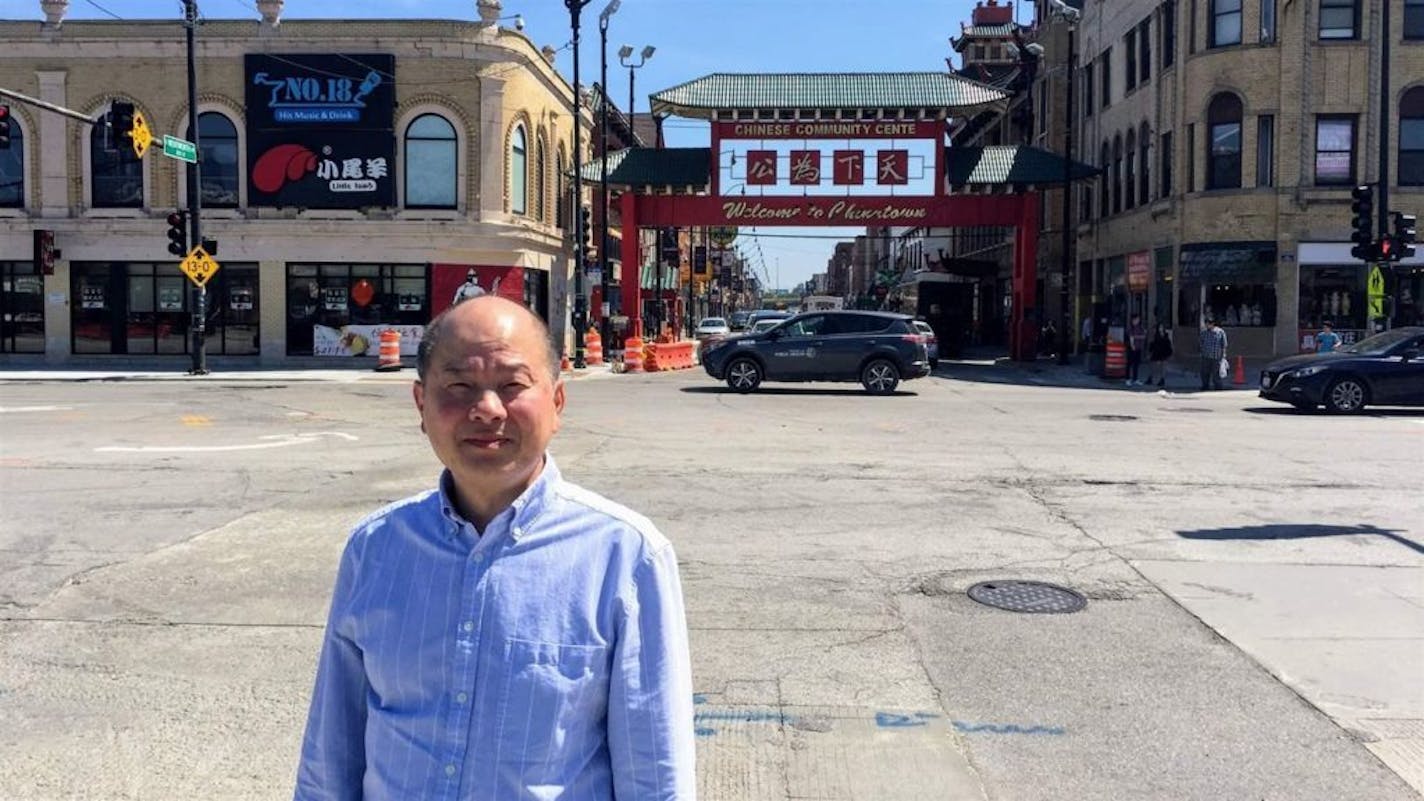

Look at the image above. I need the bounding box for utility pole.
[1058,16,1076,364]
[1378,0,1393,331]
[184,0,207,375]
[598,0,619,354]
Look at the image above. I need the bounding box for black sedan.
[1259,326,1424,412]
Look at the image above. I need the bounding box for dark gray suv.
[700,311,931,394]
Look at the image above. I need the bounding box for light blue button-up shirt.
[293,456,695,800]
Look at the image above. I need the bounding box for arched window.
[91,108,143,208]
[1100,141,1111,216]
[535,137,547,222]
[1125,129,1137,209]
[404,114,457,209]
[1400,87,1424,186]
[1139,122,1152,202]
[1206,93,1243,189]
[510,124,527,215]
[0,113,23,208]
[186,112,239,208]
[1112,134,1123,213]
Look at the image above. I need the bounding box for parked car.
[695,317,731,340]
[913,320,939,368]
[700,310,931,394]
[746,310,792,329]
[1258,326,1424,413]
[728,310,751,331]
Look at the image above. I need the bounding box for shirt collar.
[437,454,561,541]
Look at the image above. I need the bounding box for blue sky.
[10,0,1000,290]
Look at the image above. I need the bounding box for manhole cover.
[967,581,1087,614]
[1089,414,1138,422]
[1162,407,1213,413]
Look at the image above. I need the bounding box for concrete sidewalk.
[0,362,616,384]
[937,348,1267,395]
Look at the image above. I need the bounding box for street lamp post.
[567,0,593,368]
[598,0,620,353]
[620,44,655,332]
[1049,0,1080,365]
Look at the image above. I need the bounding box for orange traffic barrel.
[375,329,402,371]
[1104,341,1126,378]
[586,329,604,366]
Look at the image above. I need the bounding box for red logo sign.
[746,150,777,185]
[877,150,909,185]
[252,143,319,193]
[834,151,864,185]
[789,150,821,185]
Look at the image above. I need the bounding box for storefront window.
[1178,282,1276,326]
[208,265,260,355]
[286,263,428,356]
[1,262,44,353]
[71,262,196,354]
[1298,266,1366,331]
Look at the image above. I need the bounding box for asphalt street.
[0,363,1420,800]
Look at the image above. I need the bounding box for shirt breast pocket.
[494,638,611,773]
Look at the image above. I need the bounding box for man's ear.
[412,380,427,433]
[552,378,566,417]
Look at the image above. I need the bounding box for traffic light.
[33,229,57,276]
[0,105,11,150]
[166,210,188,257]
[579,205,593,252]
[1393,211,1417,261]
[1350,184,1375,261]
[110,99,135,147]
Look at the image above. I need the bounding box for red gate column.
[1010,192,1040,362]
[621,192,642,340]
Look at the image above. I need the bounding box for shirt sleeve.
[293,537,369,801]
[608,541,697,801]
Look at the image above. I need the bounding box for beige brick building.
[0,1,586,365]
[1078,0,1424,362]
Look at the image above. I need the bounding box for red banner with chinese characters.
[714,120,943,196]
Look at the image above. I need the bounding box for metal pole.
[185,0,207,375]
[568,0,592,368]
[599,12,612,352]
[1378,0,1392,330]
[0,87,100,124]
[1058,22,1075,364]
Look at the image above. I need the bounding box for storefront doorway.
[1,261,45,353]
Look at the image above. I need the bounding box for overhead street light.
[620,42,656,331]
[598,0,620,351]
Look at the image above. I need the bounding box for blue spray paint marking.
[874,711,940,728]
[692,693,708,705]
[952,720,1067,736]
[691,707,797,737]
[695,727,717,737]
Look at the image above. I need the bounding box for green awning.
[650,72,1008,120]
[945,145,1100,186]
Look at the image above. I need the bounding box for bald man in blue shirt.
[294,296,695,800]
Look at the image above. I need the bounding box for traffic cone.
[1232,355,1247,386]
[561,354,572,372]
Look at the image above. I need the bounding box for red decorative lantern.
[351,279,375,307]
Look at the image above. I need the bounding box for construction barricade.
[374,329,402,372]
[585,329,604,366]
[1104,341,1127,378]
[624,335,645,373]
[643,340,695,372]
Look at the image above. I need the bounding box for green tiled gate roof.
[649,72,1007,118]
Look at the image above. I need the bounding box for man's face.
[413,301,565,502]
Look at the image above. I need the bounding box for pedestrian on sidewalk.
[1199,317,1228,391]
[294,296,695,801]
[1148,322,1174,388]
[1315,321,1342,354]
[1125,314,1147,385]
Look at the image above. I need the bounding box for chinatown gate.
[583,73,1096,361]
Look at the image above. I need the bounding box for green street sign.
[162,135,197,164]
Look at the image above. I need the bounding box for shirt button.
[445,764,457,777]
[513,526,524,537]
[471,552,484,563]
[462,621,474,632]
[456,692,468,703]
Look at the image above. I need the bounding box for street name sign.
[162,135,198,164]
[179,246,221,287]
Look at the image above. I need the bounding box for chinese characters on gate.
[716,120,939,199]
